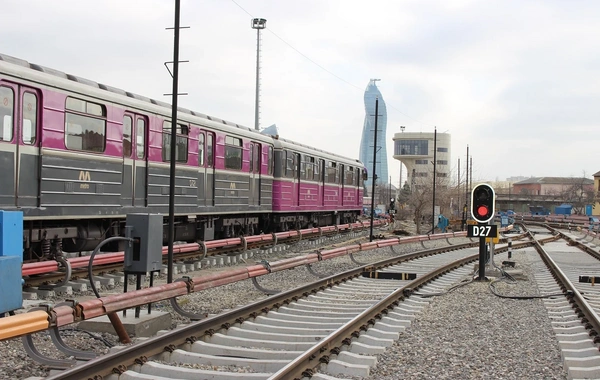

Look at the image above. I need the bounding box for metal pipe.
[88,236,133,344]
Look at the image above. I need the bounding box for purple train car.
[0,53,366,261]
[272,137,365,228]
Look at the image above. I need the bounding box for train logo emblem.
[78,171,91,182]
[78,170,91,189]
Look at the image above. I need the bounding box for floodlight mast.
[252,18,267,131]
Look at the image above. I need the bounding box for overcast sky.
[2,0,599,186]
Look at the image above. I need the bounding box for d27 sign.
[467,224,498,238]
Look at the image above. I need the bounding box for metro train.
[0,53,366,261]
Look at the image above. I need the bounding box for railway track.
[19,223,600,379]
[45,240,487,379]
[22,221,382,290]
[526,224,600,379]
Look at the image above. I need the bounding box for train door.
[205,132,215,206]
[18,86,41,208]
[355,167,361,206]
[249,142,261,206]
[0,83,41,207]
[293,152,300,207]
[121,114,134,206]
[0,83,17,207]
[319,159,325,207]
[197,131,206,206]
[133,116,148,207]
[339,164,344,207]
[122,114,148,207]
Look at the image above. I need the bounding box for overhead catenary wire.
[229,0,436,128]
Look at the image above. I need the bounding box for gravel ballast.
[359,248,568,380]
[0,237,570,379]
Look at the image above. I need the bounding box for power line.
[229,0,436,127]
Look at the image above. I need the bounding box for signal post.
[467,184,496,281]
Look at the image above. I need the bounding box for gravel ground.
[0,230,420,379]
[2,233,565,380]
[347,248,568,380]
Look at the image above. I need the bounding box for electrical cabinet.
[124,213,163,273]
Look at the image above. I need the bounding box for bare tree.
[404,172,453,234]
[560,173,594,214]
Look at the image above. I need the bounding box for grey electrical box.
[124,213,163,273]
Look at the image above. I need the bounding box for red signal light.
[476,205,489,217]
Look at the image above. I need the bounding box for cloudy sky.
[2,0,599,186]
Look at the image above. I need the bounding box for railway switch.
[124,213,162,273]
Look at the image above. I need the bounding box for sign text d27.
[467,224,498,238]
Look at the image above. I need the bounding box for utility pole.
[462,145,469,230]
[369,98,379,242]
[431,127,437,234]
[399,125,405,191]
[166,0,184,284]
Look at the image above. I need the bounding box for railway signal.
[469,183,496,281]
[470,184,495,223]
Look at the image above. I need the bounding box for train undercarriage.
[22,211,360,261]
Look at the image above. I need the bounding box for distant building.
[592,171,600,215]
[506,176,528,183]
[392,131,451,190]
[359,79,388,194]
[513,177,593,195]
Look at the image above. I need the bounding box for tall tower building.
[359,79,388,195]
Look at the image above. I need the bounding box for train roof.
[0,52,364,167]
[274,136,364,166]
[0,53,255,131]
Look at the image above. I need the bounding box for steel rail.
[22,220,384,277]
[45,241,478,380]
[272,235,545,379]
[530,230,600,339]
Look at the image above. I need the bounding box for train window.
[0,86,14,142]
[87,103,104,116]
[123,116,132,157]
[285,151,296,179]
[345,166,354,185]
[249,144,253,172]
[281,150,287,175]
[22,92,37,145]
[65,97,86,113]
[198,133,205,166]
[327,162,337,184]
[136,118,146,159]
[65,97,106,152]
[314,158,321,181]
[207,133,214,167]
[304,156,315,181]
[162,121,188,162]
[225,135,242,170]
[253,144,260,173]
[339,165,344,185]
[267,146,273,175]
[294,153,300,179]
